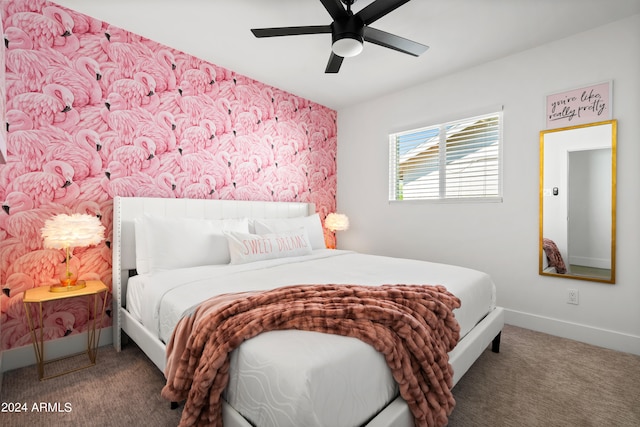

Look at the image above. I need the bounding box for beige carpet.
[1,325,639,426]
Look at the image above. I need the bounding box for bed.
[112,196,504,427]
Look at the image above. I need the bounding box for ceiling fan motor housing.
[331,16,364,57]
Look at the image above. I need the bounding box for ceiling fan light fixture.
[332,35,363,57]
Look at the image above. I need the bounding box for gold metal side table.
[23,280,108,380]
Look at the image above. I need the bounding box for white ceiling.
[52,0,640,110]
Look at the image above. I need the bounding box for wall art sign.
[546,81,612,129]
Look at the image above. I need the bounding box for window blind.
[389,111,502,201]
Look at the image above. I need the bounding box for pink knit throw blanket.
[162,284,461,427]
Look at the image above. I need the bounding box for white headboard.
[112,196,315,350]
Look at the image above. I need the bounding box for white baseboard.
[568,255,610,269]
[1,327,113,373]
[505,309,640,356]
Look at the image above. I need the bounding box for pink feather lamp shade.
[41,214,105,292]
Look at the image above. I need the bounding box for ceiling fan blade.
[320,0,348,21]
[251,25,331,38]
[364,26,428,56]
[325,52,344,73]
[356,0,412,25]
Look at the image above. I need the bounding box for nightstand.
[23,280,108,380]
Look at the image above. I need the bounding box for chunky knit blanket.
[162,284,461,427]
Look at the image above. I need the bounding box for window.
[389,111,503,201]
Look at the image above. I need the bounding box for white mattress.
[126,250,496,427]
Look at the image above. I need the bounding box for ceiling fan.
[251,0,428,73]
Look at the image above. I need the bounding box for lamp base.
[50,280,86,293]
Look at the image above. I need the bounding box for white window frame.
[389,110,503,203]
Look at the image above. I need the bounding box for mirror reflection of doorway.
[567,148,612,279]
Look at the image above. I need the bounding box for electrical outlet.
[567,288,579,305]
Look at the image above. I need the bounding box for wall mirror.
[539,120,617,283]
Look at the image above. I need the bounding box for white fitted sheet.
[126,250,496,427]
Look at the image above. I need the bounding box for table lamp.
[41,213,105,292]
[325,213,349,249]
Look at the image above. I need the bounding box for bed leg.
[491,331,501,353]
[170,402,179,410]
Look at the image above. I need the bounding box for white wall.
[567,148,611,268]
[336,15,640,355]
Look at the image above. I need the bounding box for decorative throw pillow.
[226,228,312,264]
[253,213,326,250]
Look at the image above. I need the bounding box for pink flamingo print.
[274,97,299,122]
[175,152,208,185]
[178,119,216,154]
[137,172,178,198]
[134,48,177,93]
[249,134,276,169]
[134,111,177,155]
[232,106,263,137]
[235,83,275,122]
[240,181,275,201]
[0,235,31,286]
[1,190,33,226]
[3,26,46,96]
[107,136,159,176]
[157,90,183,117]
[64,7,104,35]
[274,141,299,167]
[311,108,338,138]
[46,56,103,108]
[265,163,309,195]
[7,160,79,207]
[107,71,158,111]
[209,151,233,189]
[311,147,337,177]
[2,273,34,299]
[3,196,63,251]
[42,311,76,338]
[1,317,31,350]
[309,166,330,193]
[5,109,47,171]
[73,199,103,219]
[273,182,300,202]
[100,25,153,79]
[101,93,151,144]
[179,67,214,96]
[6,248,67,290]
[233,155,263,188]
[46,295,90,328]
[180,175,217,199]
[175,89,218,126]
[9,83,79,130]
[44,128,103,180]
[5,5,75,50]
[100,162,149,198]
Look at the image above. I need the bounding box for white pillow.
[226,228,312,264]
[253,213,326,250]
[134,214,249,273]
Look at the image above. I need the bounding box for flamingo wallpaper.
[0,0,337,352]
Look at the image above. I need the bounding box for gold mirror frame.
[539,120,617,284]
